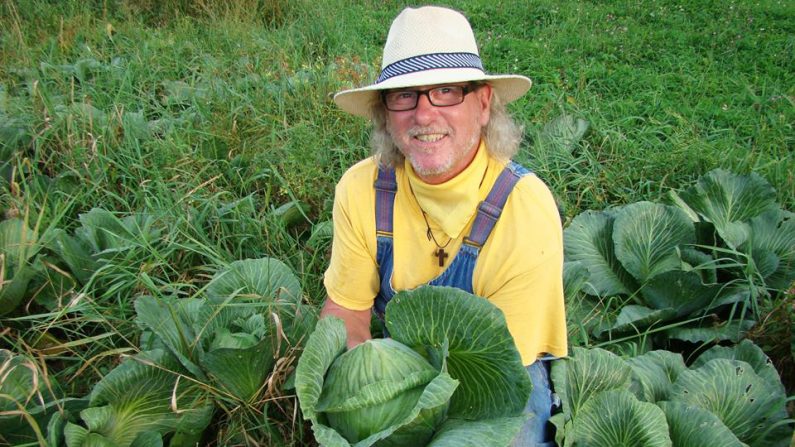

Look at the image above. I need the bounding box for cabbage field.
[1,0,793,446]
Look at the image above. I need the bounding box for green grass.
[0,0,793,444]
[3,0,791,217]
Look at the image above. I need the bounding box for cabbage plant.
[296,286,532,447]
[46,257,315,446]
[564,169,794,348]
[550,341,793,447]
[48,208,162,290]
[50,349,214,447]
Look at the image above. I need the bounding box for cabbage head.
[296,286,532,447]
[318,339,447,445]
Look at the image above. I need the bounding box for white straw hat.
[333,6,532,117]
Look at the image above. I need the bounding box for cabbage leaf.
[563,210,637,296]
[627,350,687,403]
[669,358,789,446]
[677,169,777,249]
[386,286,532,419]
[570,389,672,447]
[657,401,745,447]
[550,345,792,447]
[613,201,694,284]
[0,219,39,315]
[739,209,795,290]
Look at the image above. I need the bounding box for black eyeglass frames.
[381,84,481,112]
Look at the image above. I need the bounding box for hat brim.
[333,69,532,118]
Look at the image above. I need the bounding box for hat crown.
[381,6,480,69]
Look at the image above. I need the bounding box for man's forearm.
[320,297,372,349]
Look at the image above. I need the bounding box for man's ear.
[477,84,493,127]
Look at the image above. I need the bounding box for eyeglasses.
[381,84,480,112]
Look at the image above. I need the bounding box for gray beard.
[403,132,480,178]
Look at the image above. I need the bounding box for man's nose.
[413,92,438,124]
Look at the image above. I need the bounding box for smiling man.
[320,6,567,446]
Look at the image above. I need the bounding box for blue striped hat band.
[376,52,484,84]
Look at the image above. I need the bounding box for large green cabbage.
[296,286,532,447]
[318,339,446,445]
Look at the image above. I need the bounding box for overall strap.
[464,161,531,248]
[374,167,398,319]
[374,167,398,237]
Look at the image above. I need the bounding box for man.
[321,6,566,446]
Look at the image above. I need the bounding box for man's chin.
[409,160,454,179]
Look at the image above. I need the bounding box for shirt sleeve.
[323,161,380,311]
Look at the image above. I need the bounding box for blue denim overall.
[372,162,555,446]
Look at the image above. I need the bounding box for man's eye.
[436,87,454,95]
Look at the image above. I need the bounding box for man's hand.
[320,297,372,349]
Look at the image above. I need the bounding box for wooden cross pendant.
[434,248,449,267]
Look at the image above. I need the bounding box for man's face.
[385,83,492,184]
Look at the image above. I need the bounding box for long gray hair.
[368,87,524,168]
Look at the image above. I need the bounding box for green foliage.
[670,359,785,445]
[657,401,745,447]
[49,208,162,291]
[385,287,533,419]
[571,390,672,447]
[318,338,448,445]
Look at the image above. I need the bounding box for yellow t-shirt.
[324,144,567,365]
